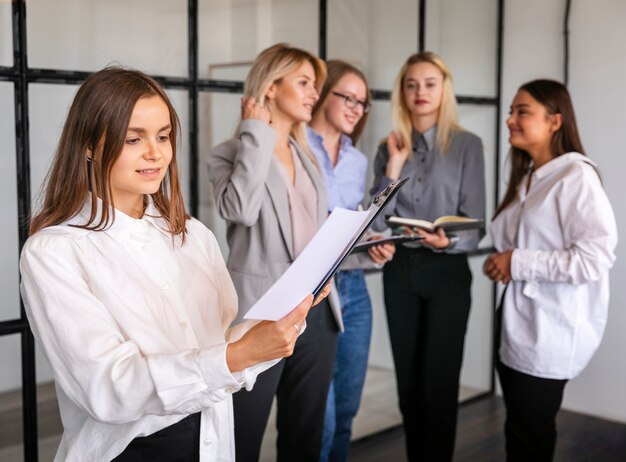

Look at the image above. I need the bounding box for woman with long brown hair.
[20,66,316,462]
[369,51,486,461]
[484,79,617,461]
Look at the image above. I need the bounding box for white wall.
[2,0,624,426]
[501,0,626,423]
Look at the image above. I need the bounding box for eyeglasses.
[331,91,371,113]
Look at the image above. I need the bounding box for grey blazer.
[207,119,344,330]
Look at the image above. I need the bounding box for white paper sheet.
[243,207,371,321]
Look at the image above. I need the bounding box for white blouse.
[20,200,276,461]
[491,153,617,380]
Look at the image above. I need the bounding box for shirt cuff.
[198,344,243,391]
[511,248,538,281]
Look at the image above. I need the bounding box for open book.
[386,215,484,233]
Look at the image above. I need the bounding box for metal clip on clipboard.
[311,177,409,296]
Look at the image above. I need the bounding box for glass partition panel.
[0,335,23,460]
[458,104,497,247]
[199,0,319,81]
[27,0,187,76]
[426,0,498,97]
[0,82,20,322]
[29,84,79,202]
[359,99,393,198]
[198,91,242,257]
[327,0,419,91]
[461,255,495,398]
[0,3,12,67]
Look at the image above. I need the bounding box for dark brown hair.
[30,66,189,236]
[495,79,585,217]
[311,60,371,144]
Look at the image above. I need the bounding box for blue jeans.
[320,269,373,462]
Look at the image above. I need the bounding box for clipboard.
[350,234,424,253]
[311,177,408,296]
[243,178,408,321]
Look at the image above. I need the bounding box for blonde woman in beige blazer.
[207,44,341,462]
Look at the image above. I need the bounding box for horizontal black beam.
[0,318,29,336]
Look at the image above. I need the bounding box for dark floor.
[348,395,626,462]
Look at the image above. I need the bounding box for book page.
[433,215,480,226]
[243,207,370,321]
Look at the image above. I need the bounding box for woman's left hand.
[416,228,449,249]
[367,235,396,264]
[483,250,513,284]
[313,281,332,306]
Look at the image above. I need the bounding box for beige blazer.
[207,119,344,330]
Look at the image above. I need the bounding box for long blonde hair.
[391,51,462,154]
[243,43,327,163]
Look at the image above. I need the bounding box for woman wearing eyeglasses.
[307,60,395,462]
[369,52,485,461]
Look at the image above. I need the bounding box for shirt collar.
[411,125,436,151]
[533,152,597,180]
[73,195,172,239]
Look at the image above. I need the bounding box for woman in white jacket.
[484,79,617,462]
[19,67,318,462]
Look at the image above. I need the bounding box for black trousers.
[233,299,339,462]
[112,412,201,462]
[383,247,472,462]
[495,307,568,462]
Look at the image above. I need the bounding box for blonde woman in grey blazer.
[207,44,340,462]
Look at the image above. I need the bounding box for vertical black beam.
[319,0,327,59]
[13,1,38,461]
[563,0,571,86]
[188,0,199,217]
[418,0,426,52]
[491,0,505,394]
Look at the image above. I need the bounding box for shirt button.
[161,283,170,291]
[203,439,212,446]
[225,387,235,393]
[421,158,425,162]
[417,177,422,182]
[142,244,151,253]
[180,321,187,329]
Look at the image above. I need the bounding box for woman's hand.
[416,228,450,249]
[483,250,513,284]
[226,294,313,372]
[367,235,396,264]
[313,282,332,306]
[385,131,410,180]
[241,96,271,124]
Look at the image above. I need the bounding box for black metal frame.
[0,0,504,460]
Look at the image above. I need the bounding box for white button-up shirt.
[20,201,276,461]
[491,153,617,379]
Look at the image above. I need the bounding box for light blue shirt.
[307,126,368,212]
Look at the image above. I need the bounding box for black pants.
[113,413,201,462]
[383,248,472,462]
[496,308,568,462]
[233,299,338,462]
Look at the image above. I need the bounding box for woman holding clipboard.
[369,52,486,461]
